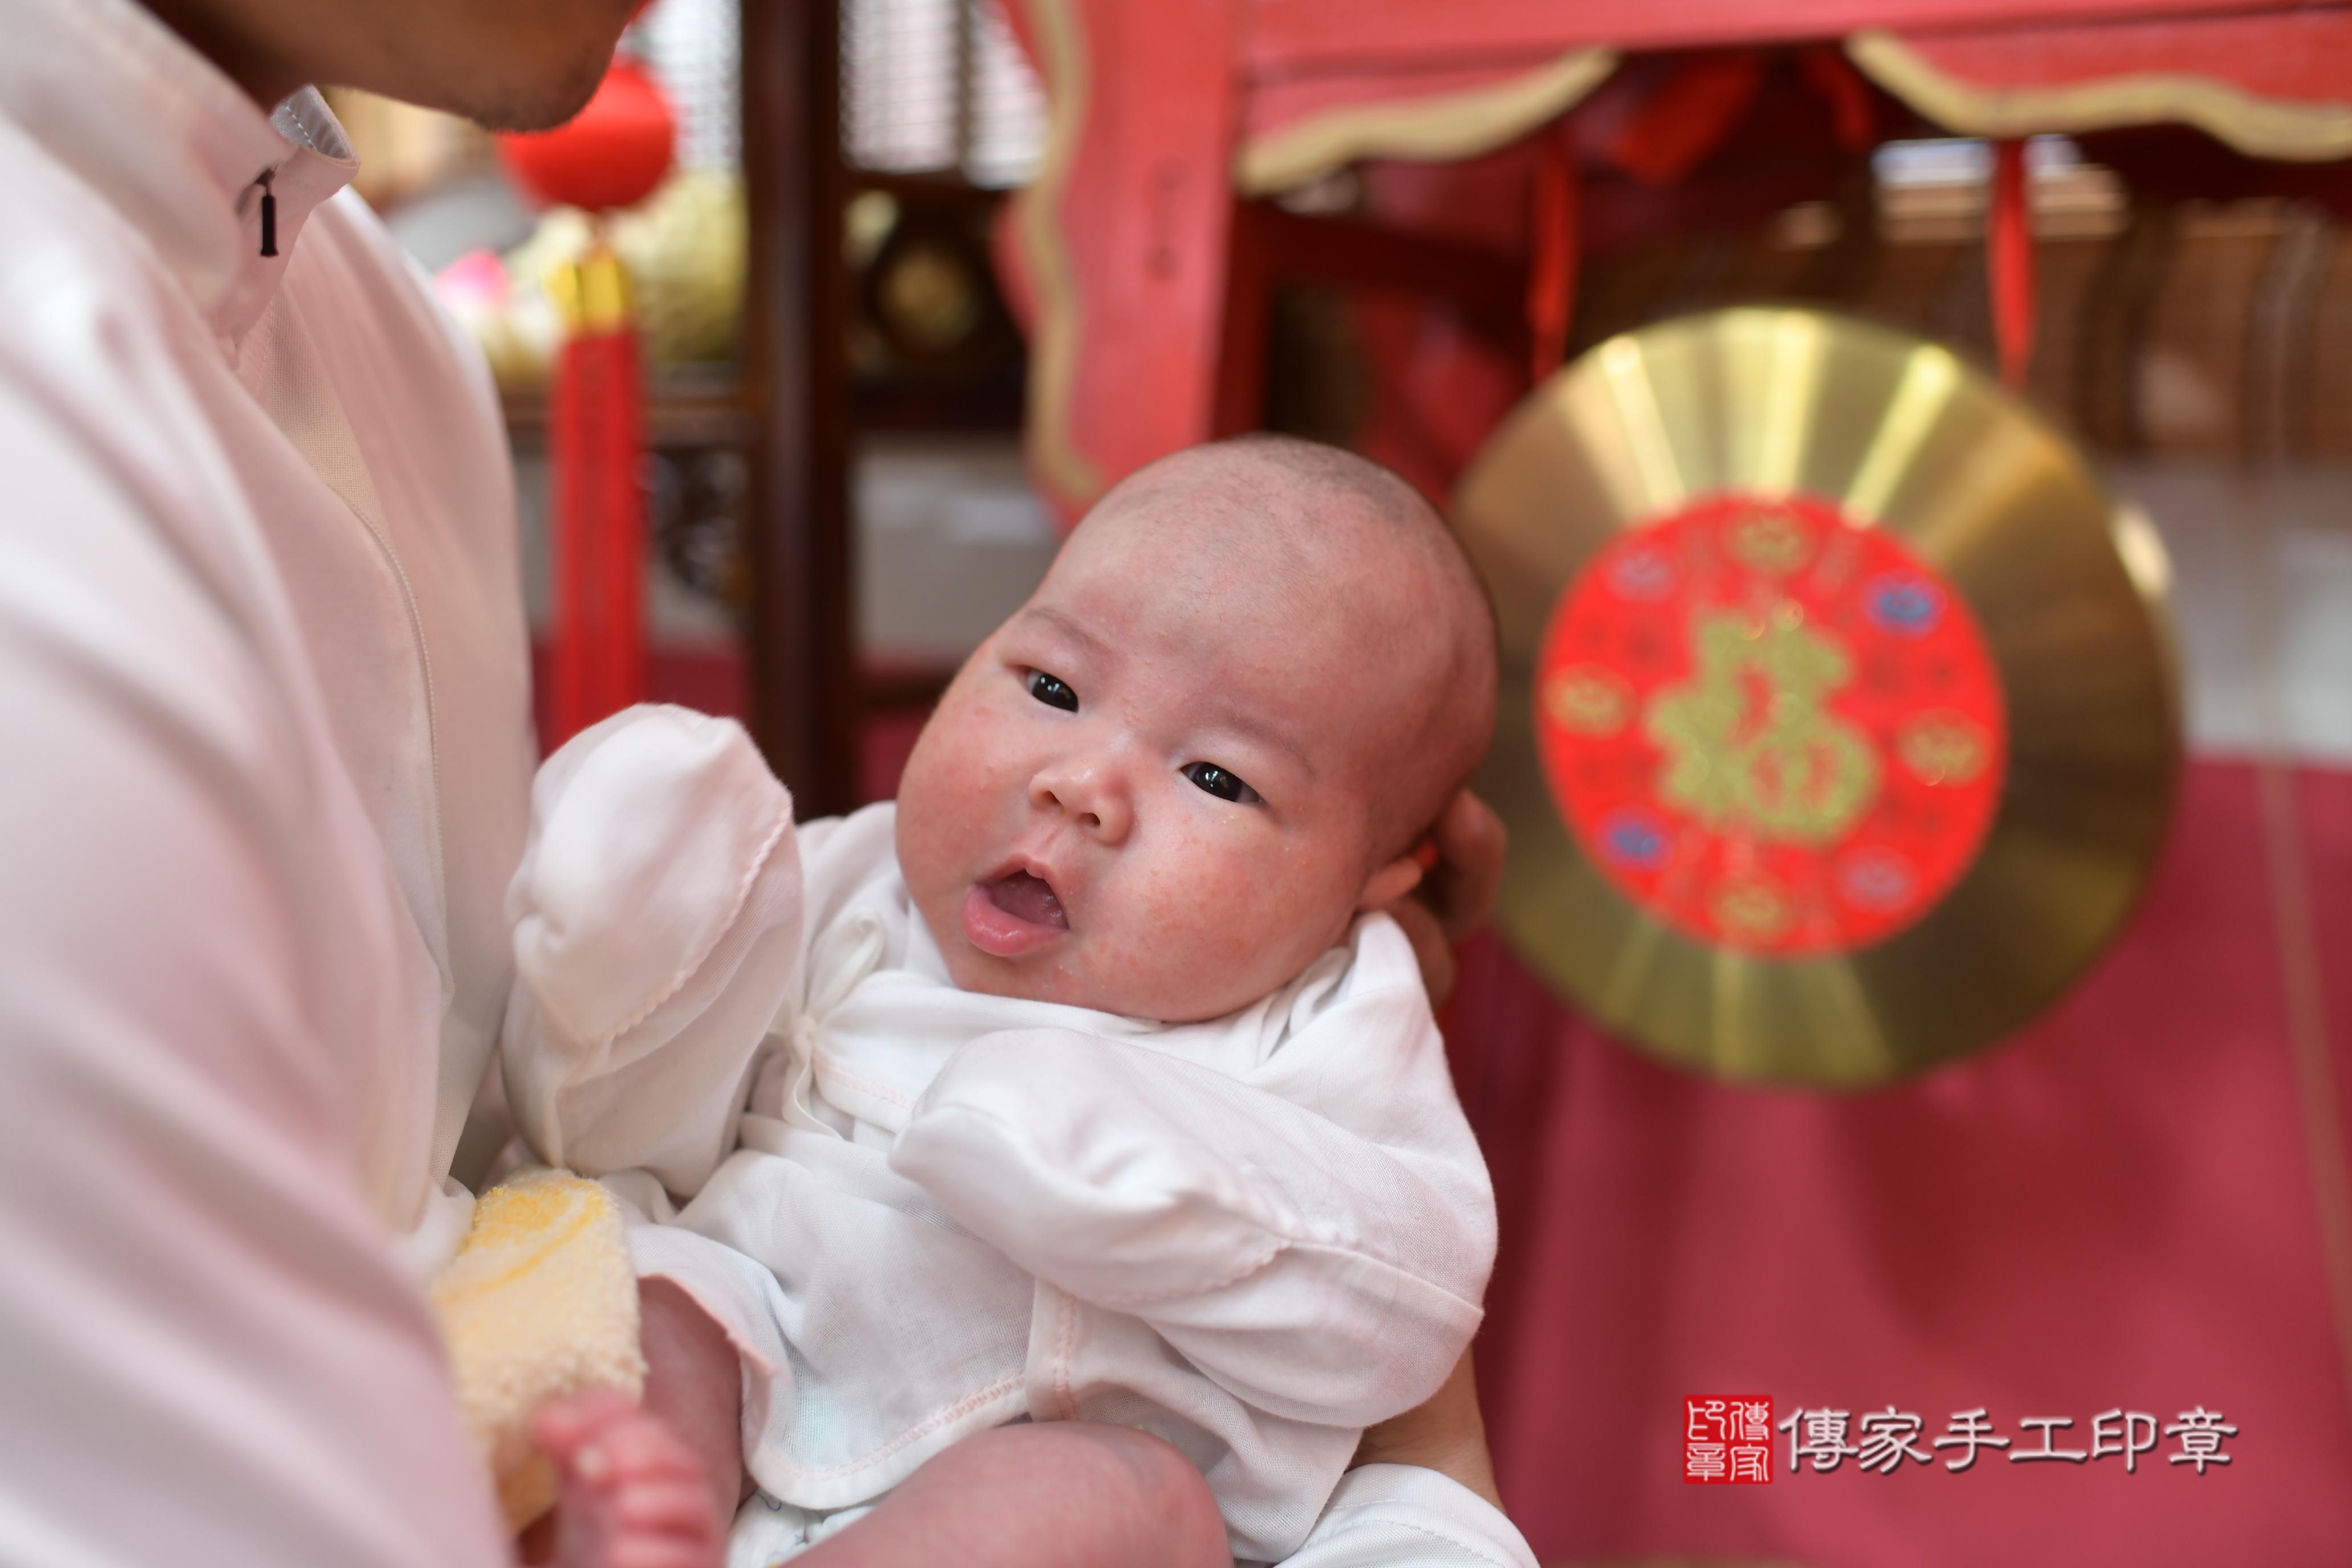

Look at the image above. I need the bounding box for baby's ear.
[1355,851,1426,913]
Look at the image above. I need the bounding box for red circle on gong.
[1535,491,2007,957]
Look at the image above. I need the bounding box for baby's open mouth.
[984,869,1067,929]
[961,867,1070,958]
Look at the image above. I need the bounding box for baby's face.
[895,501,1432,1022]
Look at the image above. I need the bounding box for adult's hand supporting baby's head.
[1382,789,1507,1009]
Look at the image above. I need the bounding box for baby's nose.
[1030,760,1132,843]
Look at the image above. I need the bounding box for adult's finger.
[1424,790,1507,944]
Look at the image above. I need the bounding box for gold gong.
[1457,309,2179,1085]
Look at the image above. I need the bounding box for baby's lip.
[962,858,1071,958]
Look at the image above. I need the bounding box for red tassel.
[497,50,673,755]
[547,245,645,748]
[1528,137,1580,385]
[497,58,676,216]
[1988,140,2036,390]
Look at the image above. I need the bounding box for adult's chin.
[438,44,615,133]
[374,2,635,133]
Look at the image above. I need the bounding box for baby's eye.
[1181,762,1261,806]
[1026,669,1079,711]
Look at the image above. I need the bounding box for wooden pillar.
[741,0,858,814]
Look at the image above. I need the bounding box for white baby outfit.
[503,707,1510,1566]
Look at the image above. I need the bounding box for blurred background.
[337,2,2352,805]
[335,0,1056,805]
[334,5,2352,1562]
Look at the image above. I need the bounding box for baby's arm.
[501,705,804,1196]
[888,928,1494,1431]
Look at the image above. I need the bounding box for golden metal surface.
[1457,309,2180,1085]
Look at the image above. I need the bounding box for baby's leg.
[527,1390,722,1568]
[631,1283,1226,1568]
[638,1277,752,1521]
[795,1423,1228,1568]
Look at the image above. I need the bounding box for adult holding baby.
[526,440,1534,1567]
[0,0,1512,1562]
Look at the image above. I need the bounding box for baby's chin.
[913,896,1203,1021]
[933,930,1119,1015]
[914,871,1351,1022]
[940,933,1294,1026]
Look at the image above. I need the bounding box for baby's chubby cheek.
[1093,842,1319,1019]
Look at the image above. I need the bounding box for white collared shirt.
[0,0,528,1559]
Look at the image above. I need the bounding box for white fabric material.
[1282,1467,1539,1568]
[724,1494,873,1568]
[505,707,804,1195]
[503,711,1502,1565]
[0,0,527,1559]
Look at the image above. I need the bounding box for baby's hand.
[521,1390,723,1568]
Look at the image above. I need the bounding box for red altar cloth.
[1450,757,2352,1564]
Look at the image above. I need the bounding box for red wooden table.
[997,0,2352,519]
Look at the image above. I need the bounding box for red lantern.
[498,59,676,216]
[496,56,677,749]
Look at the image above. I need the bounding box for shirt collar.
[0,0,360,350]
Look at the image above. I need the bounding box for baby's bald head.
[1064,435,1498,864]
[899,435,1498,1019]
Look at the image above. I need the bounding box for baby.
[502,436,1505,1566]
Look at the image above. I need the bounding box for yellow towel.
[430,1169,647,1532]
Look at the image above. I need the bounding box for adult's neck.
[137,0,305,113]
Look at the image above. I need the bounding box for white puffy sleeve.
[500,704,803,1196]
[887,916,1495,1430]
